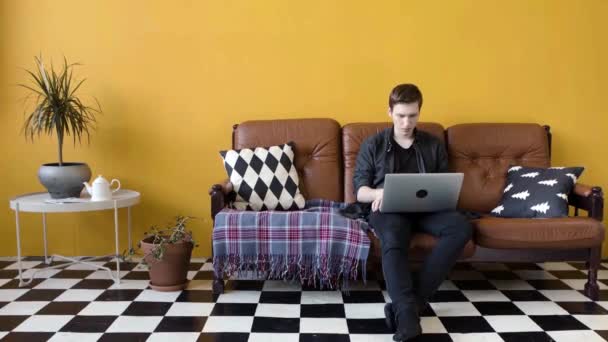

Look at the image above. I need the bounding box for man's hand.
[371,189,384,212]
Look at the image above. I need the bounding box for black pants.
[368,210,472,330]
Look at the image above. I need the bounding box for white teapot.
[83,175,121,201]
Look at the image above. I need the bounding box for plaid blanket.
[213,199,371,289]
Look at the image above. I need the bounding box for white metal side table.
[9,189,141,287]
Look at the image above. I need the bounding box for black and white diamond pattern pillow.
[490,166,584,218]
[220,142,306,211]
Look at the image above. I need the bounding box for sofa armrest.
[209,179,234,220]
[569,183,604,221]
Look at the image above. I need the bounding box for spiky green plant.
[19,56,100,165]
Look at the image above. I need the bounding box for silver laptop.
[380,173,464,213]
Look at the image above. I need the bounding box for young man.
[353,84,472,341]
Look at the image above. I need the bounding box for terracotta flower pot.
[140,236,193,291]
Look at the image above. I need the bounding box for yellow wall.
[1,0,607,258]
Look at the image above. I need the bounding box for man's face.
[388,102,420,139]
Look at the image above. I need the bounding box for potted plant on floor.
[19,56,101,198]
[127,216,198,291]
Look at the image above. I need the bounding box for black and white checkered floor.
[0,257,607,342]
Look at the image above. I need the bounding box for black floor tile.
[189,262,204,271]
[439,316,494,333]
[122,271,150,280]
[210,303,257,316]
[429,290,469,302]
[407,334,453,341]
[595,331,608,340]
[225,280,264,291]
[500,332,555,342]
[452,263,475,270]
[15,289,63,301]
[33,261,69,268]
[526,280,571,290]
[176,290,217,303]
[0,270,19,279]
[72,279,115,290]
[556,302,608,315]
[0,332,54,342]
[548,270,587,279]
[502,290,550,302]
[102,261,138,271]
[154,316,207,332]
[123,302,172,316]
[529,315,589,331]
[0,301,6,309]
[299,333,350,342]
[1,278,44,289]
[98,333,150,342]
[452,280,497,290]
[251,317,299,333]
[346,318,392,334]
[60,315,117,332]
[505,263,543,270]
[300,304,345,318]
[0,261,13,269]
[481,270,521,280]
[580,289,608,301]
[341,291,385,303]
[193,271,214,280]
[0,315,29,331]
[197,333,249,342]
[567,262,588,270]
[95,289,143,301]
[36,301,89,315]
[51,270,95,279]
[473,302,525,315]
[259,291,301,304]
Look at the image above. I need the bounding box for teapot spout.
[83,182,92,195]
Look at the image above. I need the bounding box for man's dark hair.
[389,83,423,110]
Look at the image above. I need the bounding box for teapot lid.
[93,175,109,184]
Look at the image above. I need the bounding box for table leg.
[15,202,25,287]
[42,213,51,264]
[114,200,120,286]
[128,206,132,252]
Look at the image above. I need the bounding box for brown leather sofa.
[210,118,605,299]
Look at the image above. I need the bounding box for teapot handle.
[111,179,121,193]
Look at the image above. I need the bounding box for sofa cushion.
[473,216,605,249]
[447,123,550,213]
[234,119,343,202]
[220,142,306,211]
[490,166,584,218]
[342,122,446,203]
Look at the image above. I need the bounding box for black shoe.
[384,303,396,333]
[392,323,422,341]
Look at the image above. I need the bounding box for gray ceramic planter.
[38,163,92,198]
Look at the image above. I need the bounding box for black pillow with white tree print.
[219,142,306,211]
[491,166,584,218]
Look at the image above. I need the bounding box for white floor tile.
[420,316,447,333]
[262,280,303,292]
[146,332,200,342]
[14,315,73,332]
[0,289,29,301]
[65,262,108,271]
[0,257,17,261]
[134,289,181,302]
[254,303,300,318]
[448,270,485,280]
[107,316,162,332]
[300,291,343,304]
[78,301,130,316]
[216,290,261,303]
[202,316,253,332]
[489,279,535,290]
[21,268,61,279]
[594,270,608,279]
[85,270,128,279]
[191,258,207,263]
[450,333,504,342]
[349,335,394,342]
[0,279,9,287]
[48,332,103,342]
[438,280,459,291]
[0,332,7,339]
[514,301,569,315]
[430,302,481,317]
[514,270,557,280]
[539,290,591,302]
[344,303,385,319]
[185,280,212,291]
[561,279,608,290]
[34,278,81,289]
[186,271,198,280]
[54,289,104,302]
[548,330,606,342]
[573,314,608,330]
[299,318,349,334]
[0,301,49,315]
[485,315,543,332]
[109,280,149,290]
[201,263,214,271]
[166,302,215,316]
[5,261,42,269]
[248,333,300,342]
[538,262,577,271]
[462,290,510,302]
[598,301,608,310]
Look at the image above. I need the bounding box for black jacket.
[342,126,449,220]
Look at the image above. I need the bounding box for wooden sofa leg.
[584,246,601,301]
